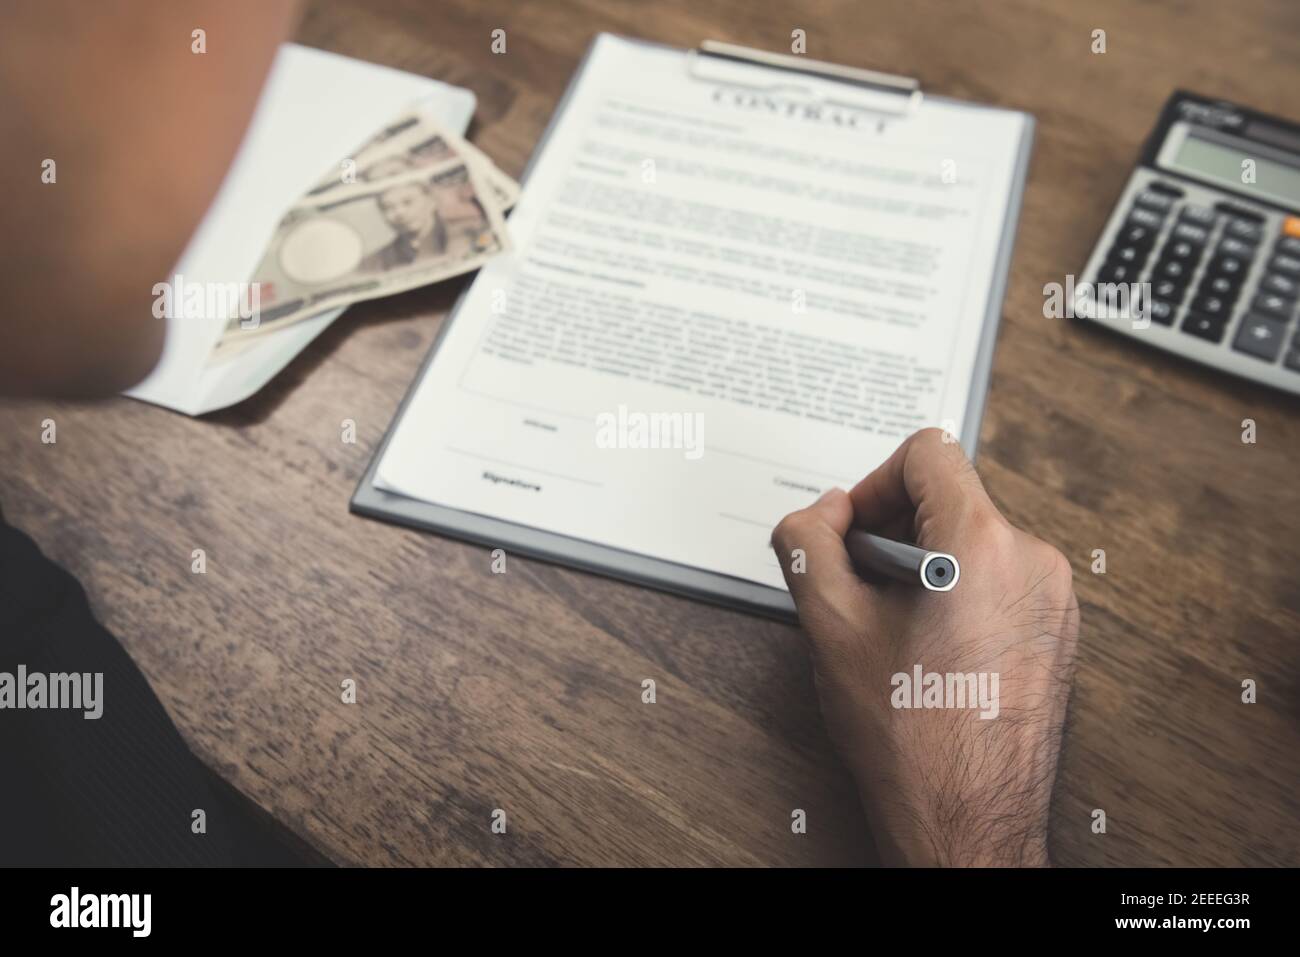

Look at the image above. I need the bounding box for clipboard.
[351,35,1036,622]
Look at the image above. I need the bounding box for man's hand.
[772,428,1079,866]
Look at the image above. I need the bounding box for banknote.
[214,156,509,348]
[308,107,520,211]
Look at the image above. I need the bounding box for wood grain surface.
[1,0,1297,866]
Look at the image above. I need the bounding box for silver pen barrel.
[845,530,960,591]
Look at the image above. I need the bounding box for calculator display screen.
[1171,131,1300,207]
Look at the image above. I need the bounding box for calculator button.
[1165,239,1202,261]
[1215,202,1265,223]
[1182,312,1227,343]
[1202,274,1241,299]
[1149,181,1185,197]
[1286,347,1300,372]
[1171,222,1210,245]
[1152,278,1187,302]
[1275,237,1300,257]
[1206,255,1247,277]
[1109,244,1146,265]
[1134,190,1176,213]
[1179,205,1217,228]
[1260,273,1300,300]
[1189,294,1231,320]
[1270,253,1300,276]
[1127,207,1164,230]
[1252,293,1294,320]
[1232,314,1286,362]
[1224,219,1264,243]
[1098,261,1139,284]
[1118,223,1158,247]
[1217,237,1256,259]
[1153,258,1191,282]
[1284,216,1300,239]
[1148,299,1178,325]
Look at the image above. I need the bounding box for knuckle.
[1028,538,1076,594]
[968,505,1016,552]
[772,510,812,554]
[1045,546,1076,591]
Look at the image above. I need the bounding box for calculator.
[1080,91,1300,394]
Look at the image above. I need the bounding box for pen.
[845,531,960,592]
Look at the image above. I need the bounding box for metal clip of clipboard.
[688,40,923,118]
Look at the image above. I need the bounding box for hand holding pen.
[771,428,1079,866]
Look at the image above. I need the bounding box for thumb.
[772,488,873,628]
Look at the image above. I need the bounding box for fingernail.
[815,486,844,504]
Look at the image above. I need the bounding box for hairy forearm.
[854,704,1066,867]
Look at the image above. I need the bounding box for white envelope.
[127,43,476,415]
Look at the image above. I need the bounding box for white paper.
[127,43,476,415]
[375,34,1027,590]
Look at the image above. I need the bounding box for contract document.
[359,34,1034,615]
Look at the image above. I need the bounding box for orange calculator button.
[1284,216,1300,238]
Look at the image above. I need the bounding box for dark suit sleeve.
[0,509,314,866]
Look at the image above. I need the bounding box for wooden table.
[2,0,1297,866]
